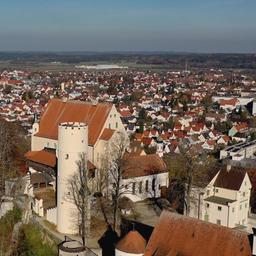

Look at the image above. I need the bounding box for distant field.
[0,60,174,72]
[0,52,255,72]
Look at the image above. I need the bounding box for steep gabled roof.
[144,210,252,256]
[214,168,246,191]
[35,99,113,145]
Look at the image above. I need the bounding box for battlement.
[59,122,87,130]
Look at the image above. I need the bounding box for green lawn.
[17,224,58,256]
[0,207,22,254]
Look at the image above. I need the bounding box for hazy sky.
[0,0,255,53]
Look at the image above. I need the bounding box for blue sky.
[0,0,255,52]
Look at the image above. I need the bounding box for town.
[1,63,256,255]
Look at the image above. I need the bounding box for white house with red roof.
[190,166,251,229]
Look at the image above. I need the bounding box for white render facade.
[26,100,127,234]
[120,172,169,202]
[189,168,252,228]
[57,122,88,234]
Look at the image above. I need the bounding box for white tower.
[57,122,88,234]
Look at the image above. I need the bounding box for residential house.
[190,166,252,228]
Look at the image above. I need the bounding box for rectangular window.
[218,206,222,211]
[245,203,247,208]
[243,192,246,197]
[216,219,221,225]
[132,183,136,195]
[65,154,69,159]
[215,188,219,193]
[206,203,210,208]
[139,181,142,194]
[232,207,235,213]
[109,124,111,129]
[145,180,149,192]
[116,122,118,129]
[152,178,156,191]
[240,205,242,210]
[207,190,210,196]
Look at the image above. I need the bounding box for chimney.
[226,164,232,172]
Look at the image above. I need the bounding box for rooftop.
[205,196,236,206]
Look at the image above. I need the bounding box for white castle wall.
[57,122,88,234]
[33,198,44,217]
[32,135,58,151]
[46,207,57,225]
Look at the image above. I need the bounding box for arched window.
[152,178,156,191]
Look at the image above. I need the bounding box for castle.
[25,99,126,234]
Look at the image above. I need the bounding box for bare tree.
[68,153,91,246]
[0,119,28,196]
[164,146,219,216]
[108,132,130,232]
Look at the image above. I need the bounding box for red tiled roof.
[135,133,143,141]
[145,210,251,256]
[99,128,115,141]
[122,154,167,179]
[219,98,239,106]
[35,99,113,145]
[214,168,246,191]
[235,122,248,132]
[119,110,133,118]
[25,150,56,168]
[141,137,152,146]
[116,231,146,254]
[25,150,96,170]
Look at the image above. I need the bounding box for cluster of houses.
[2,67,256,255]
